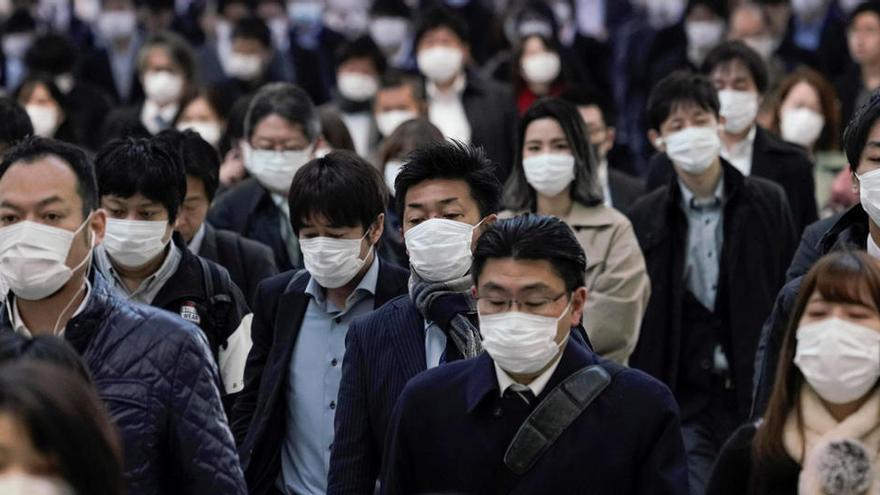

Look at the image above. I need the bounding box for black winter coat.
[196,223,278,308]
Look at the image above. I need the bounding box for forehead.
[861,120,880,156]
[578,105,604,126]
[145,47,175,68]
[525,117,565,140]
[420,26,462,44]
[0,156,83,208]
[710,59,754,82]
[854,11,880,29]
[377,84,416,102]
[477,257,565,291]
[403,178,476,208]
[665,100,716,121]
[784,81,820,104]
[102,192,165,208]
[252,114,308,141]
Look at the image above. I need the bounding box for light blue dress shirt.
[424,320,447,369]
[679,178,725,311]
[277,258,380,495]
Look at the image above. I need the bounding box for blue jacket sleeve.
[379,384,415,495]
[633,374,690,495]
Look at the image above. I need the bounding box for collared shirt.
[8,280,92,337]
[140,100,179,135]
[95,243,182,305]
[793,13,825,51]
[679,177,725,311]
[108,38,139,102]
[598,158,613,208]
[340,111,373,158]
[278,257,380,495]
[426,73,471,144]
[494,350,563,399]
[720,126,756,177]
[272,194,301,266]
[424,320,447,370]
[869,234,880,259]
[187,223,207,256]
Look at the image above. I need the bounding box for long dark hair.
[503,97,603,211]
[0,361,124,495]
[511,34,569,95]
[753,251,880,466]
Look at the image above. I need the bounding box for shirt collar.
[678,175,725,211]
[305,253,380,312]
[723,125,757,158]
[9,279,92,337]
[868,234,880,260]
[426,72,467,99]
[187,223,207,255]
[494,350,563,398]
[95,242,182,303]
[272,193,290,218]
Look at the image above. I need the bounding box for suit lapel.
[391,299,428,378]
[750,128,775,180]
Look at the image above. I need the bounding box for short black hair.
[245,82,321,142]
[414,6,469,46]
[0,136,97,219]
[687,0,728,20]
[0,96,33,148]
[335,35,388,74]
[25,33,76,75]
[472,215,586,292]
[288,151,387,233]
[95,137,187,223]
[844,92,880,171]
[701,40,769,94]
[371,0,411,17]
[4,9,36,34]
[378,70,426,101]
[395,140,501,218]
[137,31,197,82]
[559,86,615,126]
[156,128,220,201]
[647,70,720,131]
[233,16,272,49]
[849,1,880,25]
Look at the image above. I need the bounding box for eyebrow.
[866,141,880,149]
[479,281,554,292]
[406,197,461,209]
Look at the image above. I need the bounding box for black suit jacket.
[608,168,645,208]
[197,223,278,308]
[645,127,818,235]
[460,70,517,181]
[230,259,409,495]
[77,46,144,105]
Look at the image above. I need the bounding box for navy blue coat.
[0,272,246,495]
[230,258,409,495]
[381,339,689,495]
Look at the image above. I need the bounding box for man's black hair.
[0,97,33,148]
[394,140,501,218]
[95,137,186,223]
[472,215,586,292]
[233,16,272,49]
[4,9,36,34]
[156,129,220,201]
[414,6,469,46]
[138,31,197,83]
[844,92,880,171]
[0,136,97,218]
[701,40,769,94]
[370,0,411,17]
[25,33,76,75]
[288,151,387,233]
[646,70,720,131]
[379,70,426,100]
[686,0,728,20]
[559,86,615,126]
[336,35,388,75]
[245,82,321,142]
[849,0,880,25]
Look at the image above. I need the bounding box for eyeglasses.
[476,292,568,315]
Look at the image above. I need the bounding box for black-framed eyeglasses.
[476,292,568,315]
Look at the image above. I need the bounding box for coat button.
[330,401,336,410]
[493,407,503,417]
[331,358,338,367]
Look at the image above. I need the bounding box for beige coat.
[501,203,651,364]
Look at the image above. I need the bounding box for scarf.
[409,271,482,359]
[783,385,880,495]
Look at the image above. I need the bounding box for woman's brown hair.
[771,67,842,152]
[753,251,880,466]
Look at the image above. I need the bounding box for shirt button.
[334,317,342,324]
[329,443,333,451]
[331,358,338,367]
[330,401,336,410]
[707,252,713,258]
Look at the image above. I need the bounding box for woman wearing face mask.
[501,98,650,365]
[708,251,880,494]
[14,74,78,145]
[513,34,570,114]
[770,68,849,216]
[174,88,230,150]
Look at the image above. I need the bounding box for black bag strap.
[503,361,624,475]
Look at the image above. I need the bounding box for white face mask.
[336,72,379,102]
[661,126,722,175]
[479,302,571,375]
[520,51,561,86]
[686,20,724,50]
[644,0,685,30]
[522,153,576,197]
[243,143,312,196]
[743,35,777,61]
[370,16,408,52]
[417,46,464,83]
[226,53,264,81]
[300,231,371,289]
[718,89,758,134]
[375,110,418,137]
[383,160,405,195]
[795,317,880,404]
[405,218,481,282]
[780,107,825,148]
[54,73,75,94]
[176,121,222,147]
[25,104,60,137]
[0,473,74,495]
[0,219,91,301]
[103,218,170,269]
[143,71,183,106]
[858,168,880,226]
[98,10,136,41]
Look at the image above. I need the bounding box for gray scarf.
[409,272,483,359]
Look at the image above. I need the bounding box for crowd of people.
[1,0,880,494]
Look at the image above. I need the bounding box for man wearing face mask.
[413,7,516,181]
[628,71,796,495]
[77,0,144,105]
[755,92,880,417]
[836,2,880,128]
[381,215,688,494]
[231,151,409,495]
[368,0,413,70]
[646,41,818,236]
[1,10,35,93]
[0,136,246,494]
[92,137,249,397]
[727,3,786,87]
[216,17,288,104]
[373,71,426,143]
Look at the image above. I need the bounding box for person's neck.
[536,189,573,217]
[863,60,880,90]
[434,72,462,93]
[823,392,874,423]
[720,125,753,150]
[679,158,723,200]
[527,81,551,96]
[16,276,88,336]
[112,248,168,293]
[325,251,374,309]
[508,341,566,385]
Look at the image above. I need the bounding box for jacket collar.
[151,233,210,307]
[819,204,869,253]
[281,256,408,309]
[665,157,745,209]
[563,202,620,228]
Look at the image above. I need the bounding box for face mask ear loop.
[52,219,95,336]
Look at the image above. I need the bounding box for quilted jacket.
[0,272,247,495]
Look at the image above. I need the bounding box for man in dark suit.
[381,215,688,494]
[161,129,278,306]
[413,7,516,181]
[646,41,818,235]
[231,151,409,495]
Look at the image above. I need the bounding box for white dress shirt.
[494,347,564,398]
[869,234,880,259]
[426,73,472,144]
[9,280,92,337]
[720,126,757,177]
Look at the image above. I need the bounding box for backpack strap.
[197,256,237,350]
[503,361,625,475]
